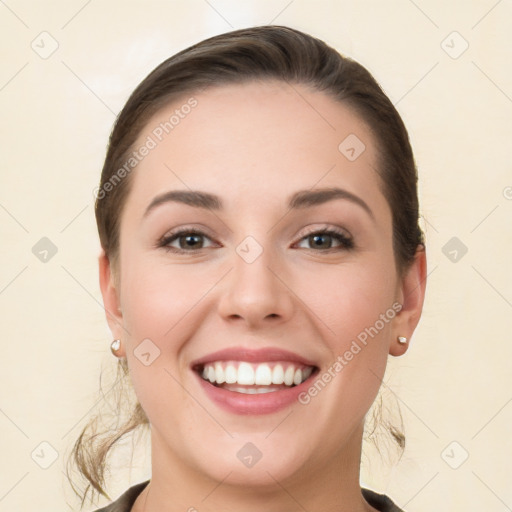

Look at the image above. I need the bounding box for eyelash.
[157,226,354,254]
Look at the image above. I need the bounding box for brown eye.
[296,229,354,251]
[159,230,216,252]
[308,233,333,249]
[177,233,204,249]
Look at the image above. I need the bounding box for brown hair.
[68,25,423,507]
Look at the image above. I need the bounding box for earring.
[111,339,122,356]
[397,336,408,344]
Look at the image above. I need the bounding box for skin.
[99,80,426,512]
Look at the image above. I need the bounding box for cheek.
[298,256,396,400]
[300,255,397,341]
[118,253,222,396]
[118,259,207,431]
[120,250,211,335]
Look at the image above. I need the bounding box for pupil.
[183,234,201,248]
[311,234,331,249]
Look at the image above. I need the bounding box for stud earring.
[111,339,122,355]
[397,336,408,344]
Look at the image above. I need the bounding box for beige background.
[1,0,511,510]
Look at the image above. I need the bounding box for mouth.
[190,346,320,414]
[193,360,318,394]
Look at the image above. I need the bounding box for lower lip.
[194,371,316,415]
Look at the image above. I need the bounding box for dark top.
[91,480,404,512]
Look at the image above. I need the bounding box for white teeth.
[272,364,285,384]
[302,366,313,380]
[199,361,315,388]
[283,366,295,386]
[214,362,225,384]
[225,365,237,384]
[254,364,272,385]
[237,362,255,385]
[224,386,282,394]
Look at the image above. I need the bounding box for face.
[101,80,424,490]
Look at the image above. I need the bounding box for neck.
[135,424,376,512]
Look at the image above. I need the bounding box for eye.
[158,229,217,252]
[295,228,354,251]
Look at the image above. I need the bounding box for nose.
[216,244,295,329]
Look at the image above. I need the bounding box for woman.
[69,25,426,512]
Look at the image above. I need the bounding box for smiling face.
[100,80,425,496]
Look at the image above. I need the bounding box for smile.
[190,346,319,414]
[198,361,315,393]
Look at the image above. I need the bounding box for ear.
[98,250,126,357]
[389,246,427,356]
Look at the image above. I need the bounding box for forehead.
[126,80,387,216]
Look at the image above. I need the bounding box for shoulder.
[362,488,405,512]
[89,480,150,512]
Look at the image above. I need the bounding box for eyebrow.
[143,187,374,220]
[288,188,374,219]
[144,190,222,216]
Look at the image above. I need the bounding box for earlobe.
[389,246,427,357]
[98,251,126,356]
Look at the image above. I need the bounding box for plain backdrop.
[1,1,511,511]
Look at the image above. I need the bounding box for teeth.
[215,362,225,384]
[302,366,313,380]
[199,361,314,387]
[254,364,272,385]
[238,362,255,385]
[225,365,237,384]
[272,364,284,384]
[224,386,281,394]
[283,366,295,386]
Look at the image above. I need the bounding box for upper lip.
[190,347,318,369]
